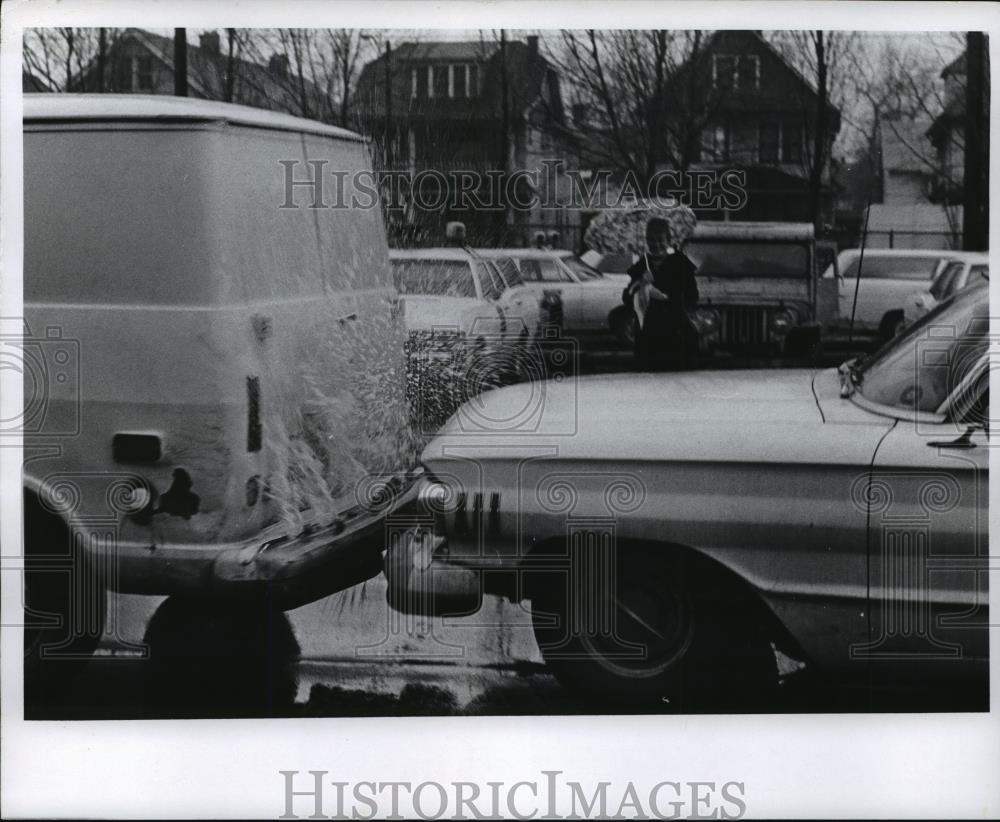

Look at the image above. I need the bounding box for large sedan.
[476,248,626,339]
[386,283,989,708]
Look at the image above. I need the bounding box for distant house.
[662,30,842,224]
[877,116,937,205]
[354,36,570,245]
[70,28,331,122]
[861,116,959,249]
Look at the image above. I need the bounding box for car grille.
[719,307,769,347]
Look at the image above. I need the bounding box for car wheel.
[877,310,906,342]
[609,307,638,349]
[23,494,106,703]
[530,548,778,710]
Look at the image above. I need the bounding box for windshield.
[560,254,603,280]
[929,261,963,300]
[858,285,988,414]
[686,242,809,278]
[391,259,476,298]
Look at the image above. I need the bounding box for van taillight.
[112,433,162,464]
[247,376,262,452]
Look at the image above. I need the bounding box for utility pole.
[499,30,511,229]
[962,31,988,251]
[174,28,188,97]
[384,41,393,170]
[96,28,107,92]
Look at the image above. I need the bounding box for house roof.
[70,28,330,121]
[392,41,497,62]
[942,51,966,79]
[356,38,561,123]
[879,117,936,174]
[22,93,364,140]
[663,30,841,128]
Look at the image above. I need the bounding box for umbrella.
[584,200,697,256]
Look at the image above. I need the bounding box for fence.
[862,229,964,251]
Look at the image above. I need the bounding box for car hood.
[424,368,893,466]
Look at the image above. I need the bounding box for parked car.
[475,248,626,339]
[386,283,988,707]
[389,249,540,408]
[820,248,981,343]
[903,253,989,328]
[21,94,421,691]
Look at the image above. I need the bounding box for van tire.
[529,547,778,710]
[23,494,106,702]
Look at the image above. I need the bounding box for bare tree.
[767,30,859,230]
[23,27,115,91]
[539,30,720,194]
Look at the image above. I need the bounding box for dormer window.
[712,54,760,92]
[411,62,480,99]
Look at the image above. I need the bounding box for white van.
[21,95,419,685]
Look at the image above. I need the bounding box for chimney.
[527,35,539,57]
[269,53,289,78]
[199,31,221,57]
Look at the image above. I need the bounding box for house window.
[712,55,737,91]
[759,122,780,164]
[468,64,479,97]
[115,56,133,91]
[737,55,760,91]
[413,65,429,99]
[453,64,467,98]
[433,64,448,98]
[713,54,760,92]
[781,124,803,163]
[540,129,551,151]
[136,56,154,91]
[699,124,729,162]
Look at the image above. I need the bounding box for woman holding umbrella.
[584,200,700,371]
[625,217,700,371]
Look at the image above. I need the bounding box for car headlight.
[693,307,721,335]
[769,308,796,337]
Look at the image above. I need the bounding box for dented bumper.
[108,471,422,610]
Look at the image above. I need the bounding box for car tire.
[529,547,778,710]
[23,494,106,704]
[877,310,906,342]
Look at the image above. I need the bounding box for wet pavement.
[26,576,988,720]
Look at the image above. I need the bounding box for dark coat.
[626,251,700,371]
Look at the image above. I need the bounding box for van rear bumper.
[109,473,421,610]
